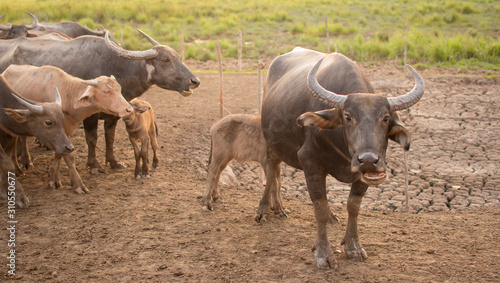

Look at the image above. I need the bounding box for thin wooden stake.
[257,61,266,114]
[238,29,242,72]
[180,28,185,62]
[216,42,224,119]
[404,149,409,212]
[325,16,330,53]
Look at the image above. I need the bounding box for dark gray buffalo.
[0,12,38,39]
[259,47,424,269]
[0,30,200,174]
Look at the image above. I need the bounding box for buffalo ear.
[388,112,410,151]
[3,108,31,123]
[74,89,95,108]
[134,105,150,114]
[297,109,342,130]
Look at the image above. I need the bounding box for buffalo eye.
[344,113,352,123]
[104,90,110,94]
[382,115,391,124]
[45,120,54,127]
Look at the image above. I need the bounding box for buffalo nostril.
[66,145,74,153]
[191,77,200,87]
[126,107,133,113]
[358,152,379,165]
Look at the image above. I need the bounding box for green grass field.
[1,0,499,70]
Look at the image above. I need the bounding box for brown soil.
[1,60,499,282]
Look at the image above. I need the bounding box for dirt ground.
[1,59,499,282]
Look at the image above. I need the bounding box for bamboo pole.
[216,42,224,119]
[238,29,242,72]
[257,61,266,114]
[180,28,185,62]
[325,16,330,53]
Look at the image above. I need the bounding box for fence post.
[238,29,242,72]
[257,61,266,114]
[181,28,185,62]
[216,42,224,119]
[325,16,330,53]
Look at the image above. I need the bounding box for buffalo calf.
[123,99,158,179]
[202,114,283,214]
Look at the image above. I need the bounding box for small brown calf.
[123,99,158,179]
[203,114,276,211]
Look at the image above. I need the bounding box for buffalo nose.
[191,77,200,87]
[357,152,379,166]
[66,144,74,153]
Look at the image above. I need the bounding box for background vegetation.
[1,0,499,70]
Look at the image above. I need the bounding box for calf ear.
[134,105,151,114]
[74,89,95,108]
[3,108,31,123]
[388,112,410,151]
[297,109,342,130]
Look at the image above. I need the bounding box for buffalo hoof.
[312,245,338,270]
[341,237,368,261]
[202,205,212,211]
[16,194,29,209]
[74,186,90,194]
[48,180,62,189]
[109,161,126,169]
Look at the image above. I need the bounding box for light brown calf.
[123,99,159,179]
[202,114,282,212]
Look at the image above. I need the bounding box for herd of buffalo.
[1,12,425,269]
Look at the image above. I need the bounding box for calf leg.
[18,136,33,170]
[0,146,29,208]
[202,152,232,211]
[63,152,90,194]
[104,116,124,169]
[48,154,63,189]
[129,137,142,179]
[341,180,369,260]
[255,148,282,222]
[150,127,159,170]
[83,115,103,174]
[140,136,150,178]
[4,137,22,175]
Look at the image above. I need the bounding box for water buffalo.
[259,47,424,269]
[123,99,159,179]
[3,64,133,194]
[0,12,38,39]
[0,75,74,207]
[0,30,200,174]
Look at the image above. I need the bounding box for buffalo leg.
[104,116,124,169]
[341,180,369,260]
[202,153,231,211]
[0,145,29,208]
[255,148,282,222]
[83,114,103,174]
[63,152,90,194]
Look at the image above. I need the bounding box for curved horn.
[54,86,62,106]
[24,12,38,30]
[0,14,13,31]
[105,31,158,60]
[307,58,347,109]
[84,25,105,36]
[387,65,425,111]
[11,92,44,115]
[81,80,99,87]
[137,29,160,46]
